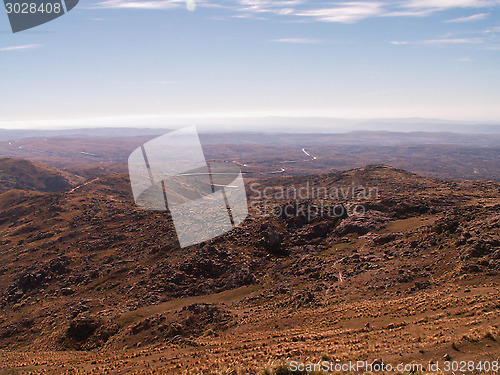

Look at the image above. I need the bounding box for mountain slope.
[0,165,498,373]
[0,158,83,194]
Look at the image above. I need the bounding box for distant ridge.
[1,118,500,142]
[0,158,83,194]
[0,128,171,142]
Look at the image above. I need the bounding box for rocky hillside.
[0,158,82,194]
[0,164,498,373]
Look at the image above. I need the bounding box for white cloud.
[391,37,485,45]
[295,2,384,23]
[0,44,42,52]
[384,0,499,18]
[404,0,500,10]
[95,0,187,9]
[444,12,489,22]
[422,37,484,44]
[230,13,266,19]
[233,0,303,19]
[272,38,325,44]
[383,9,433,17]
[94,0,383,23]
[92,0,500,24]
[237,0,303,11]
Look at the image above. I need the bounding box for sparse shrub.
[320,353,331,361]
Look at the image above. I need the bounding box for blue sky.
[0,0,499,129]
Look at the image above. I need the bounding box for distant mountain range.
[0,128,170,142]
[1,117,500,142]
[199,117,500,134]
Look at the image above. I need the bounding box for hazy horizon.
[1,116,500,135]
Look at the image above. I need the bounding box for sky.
[0,0,499,129]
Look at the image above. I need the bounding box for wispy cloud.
[423,37,485,44]
[0,44,42,52]
[94,0,385,23]
[403,0,500,11]
[384,0,499,17]
[295,2,384,23]
[95,0,188,10]
[272,38,325,44]
[92,0,500,24]
[237,0,303,14]
[391,37,485,45]
[445,12,489,22]
[392,21,500,49]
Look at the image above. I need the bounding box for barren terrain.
[0,157,498,374]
